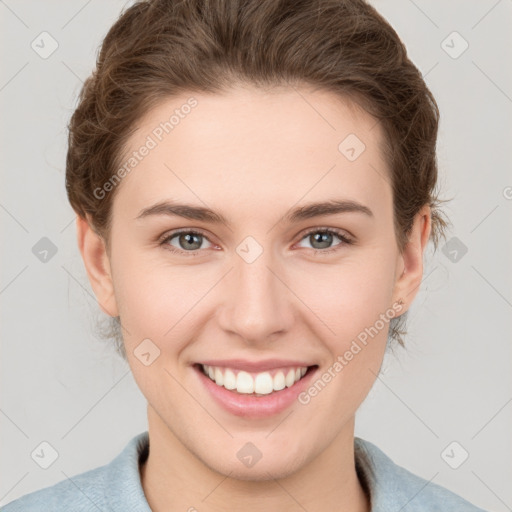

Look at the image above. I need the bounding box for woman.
[3,0,489,510]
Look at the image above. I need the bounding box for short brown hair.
[66,0,451,359]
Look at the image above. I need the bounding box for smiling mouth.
[196,363,317,396]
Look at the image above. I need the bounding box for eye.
[159,229,214,256]
[296,227,354,254]
[158,227,354,257]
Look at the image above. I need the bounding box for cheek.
[296,261,394,417]
[110,248,216,351]
[294,250,397,344]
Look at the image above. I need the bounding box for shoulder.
[1,465,108,512]
[1,432,150,512]
[354,437,489,512]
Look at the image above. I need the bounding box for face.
[79,84,429,480]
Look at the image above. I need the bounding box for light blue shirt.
[2,431,488,511]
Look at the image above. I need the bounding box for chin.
[218,462,301,482]
[200,447,308,482]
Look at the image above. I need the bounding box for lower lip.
[194,365,317,418]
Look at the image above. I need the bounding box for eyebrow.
[135,199,374,225]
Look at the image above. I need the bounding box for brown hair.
[65,0,451,359]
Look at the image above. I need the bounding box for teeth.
[273,371,285,391]
[224,369,236,390]
[254,372,274,395]
[214,367,224,386]
[201,364,309,395]
[236,371,254,394]
[285,369,295,387]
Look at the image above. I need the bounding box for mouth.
[196,363,315,396]
[193,360,318,417]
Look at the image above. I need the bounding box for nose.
[216,249,295,346]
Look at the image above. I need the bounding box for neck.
[140,406,370,512]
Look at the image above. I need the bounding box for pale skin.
[76,84,431,512]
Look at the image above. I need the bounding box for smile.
[194,359,318,417]
[200,364,310,395]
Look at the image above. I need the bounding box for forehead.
[113,85,392,221]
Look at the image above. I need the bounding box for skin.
[77,84,431,512]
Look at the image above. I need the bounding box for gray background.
[1,1,511,510]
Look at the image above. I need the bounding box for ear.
[75,214,119,317]
[391,205,432,313]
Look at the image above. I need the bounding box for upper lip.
[196,359,316,372]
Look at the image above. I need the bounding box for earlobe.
[75,215,119,317]
[391,205,432,311]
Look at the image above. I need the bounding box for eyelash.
[158,227,354,257]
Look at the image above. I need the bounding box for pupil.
[312,232,332,249]
[181,233,201,250]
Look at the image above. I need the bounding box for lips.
[193,360,318,417]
